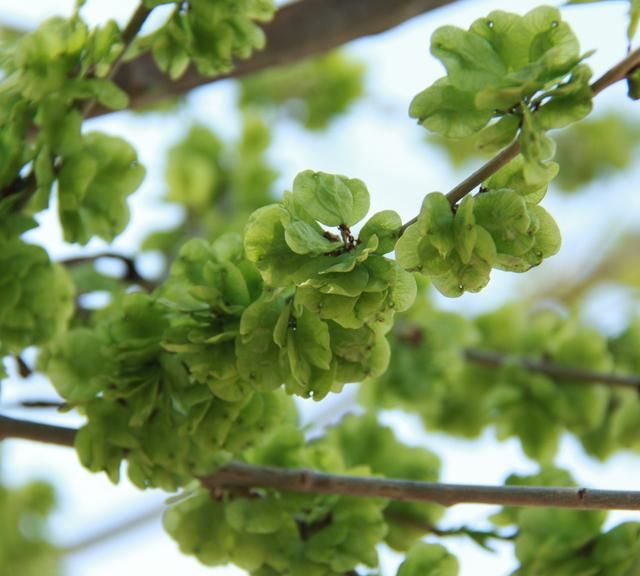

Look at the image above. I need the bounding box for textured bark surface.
[91,0,458,117]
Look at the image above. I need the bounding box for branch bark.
[82,3,153,118]
[202,462,640,511]
[4,415,640,512]
[91,0,459,117]
[0,414,76,447]
[464,348,640,391]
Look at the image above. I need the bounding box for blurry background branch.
[91,0,460,116]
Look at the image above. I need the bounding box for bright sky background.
[1,1,640,575]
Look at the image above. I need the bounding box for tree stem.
[201,462,640,511]
[464,348,640,391]
[0,415,76,447]
[3,415,640,511]
[82,3,152,117]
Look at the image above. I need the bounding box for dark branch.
[0,414,76,447]
[464,348,640,391]
[384,509,517,544]
[60,252,157,292]
[82,3,153,118]
[202,462,640,511]
[90,0,459,117]
[14,354,33,378]
[2,415,639,511]
[2,400,68,409]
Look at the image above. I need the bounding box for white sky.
[1,1,640,575]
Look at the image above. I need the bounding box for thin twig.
[82,4,152,118]
[60,252,156,292]
[0,414,76,446]
[3,415,640,511]
[444,142,521,207]
[61,504,164,555]
[591,45,640,96]
[384,509,517,543]
[464,348,640,391]
[2,400,68,409]
[14,354,33,378]
[399,45,640,235]
[201,462,640,511]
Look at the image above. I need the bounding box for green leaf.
[430,25,506,92]
[395,221,424,271]
[0,239,74,351]
[628,67,640,100]
[527,205,562,265]
[239,51,364,130]
[87,78,129,110]
[476,114,520,151]
[292,170,370,226]
[284,220,341,255]
[165,125,224,209]
[632,0,640,40]
[397,543,459,576]
[410,78,493,138]
[485,155,557,204]
[58,132,145,244]
[519,107,557,185]
[473,190,532,255]
[359,210,402,254]
[419,192,455,257]
[453,195,476,264]
[39,328,104,402]
[537,64,593,130]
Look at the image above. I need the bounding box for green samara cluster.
[41,169,418,488]
[165,415,446,576]
[365,292,640,464]
[410,6,592,183]
[0,478,59,576]
[139,0,275,79]
[398,5,598,297]
[243,170,416,398]
[7,2,640,575]
[396,157,561,296]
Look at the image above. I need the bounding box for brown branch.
[60,252,157,292]
[444,141,521,207]
[464,348,640,391]
[4,414,640,511]
[0,414,75,447]
[202,462,640,511]
[384,509,517,543]
[398,326,640,391]
[82,4,152,118]
[14,354,33,378]
[2,400,68,409]
[90,0,459,117]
